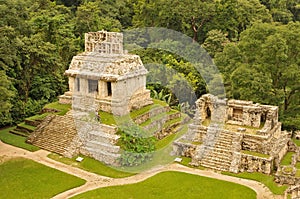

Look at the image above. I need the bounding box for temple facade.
[59,31,153,115]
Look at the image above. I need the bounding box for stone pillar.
[81,79,88,94]
[98,81,107,98]
[69,77,75,93]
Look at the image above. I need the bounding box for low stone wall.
[275,174,300,185]
[133,106,170,125]
[186,124,207,143]
[99,123,118,135]
[172,139,197,157]
[129,90,153,111]
[239,153,273,174]
[285,185,300,199]
[25,119,42,127]
[242,134,266,153]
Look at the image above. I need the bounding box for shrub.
[118,124,156,166]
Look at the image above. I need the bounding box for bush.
[118,124,156,166]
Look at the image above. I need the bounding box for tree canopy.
[0,0,299,130]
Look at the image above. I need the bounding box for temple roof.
[65,52,148,81]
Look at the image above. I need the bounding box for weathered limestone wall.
[75,116,121,166]
[239,154,273,174]
[241,134,266,153]
[85,31,123,54]
[285,185,300,199]
[134,106,170,125]
[111,75,152,115]
[172,141,197,157]
[275,174,300,185]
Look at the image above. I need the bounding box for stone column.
[69,77,75,93]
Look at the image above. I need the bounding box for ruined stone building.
[173,94,290,174]
[28,31,154,165]
[27,31,293,177]
[59,31,152,115]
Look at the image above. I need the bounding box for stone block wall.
[239,154,273,174]
[172,140,197,157]
[242,134,266,153]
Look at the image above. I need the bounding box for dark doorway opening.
[206,107,211,118]
[107,82,112,96]
[88,79,98,93]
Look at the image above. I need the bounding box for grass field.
[292,138,300,147]
[43,101,71,115]
[72,171,256,199]
[222,171,288,195]
[0,127,39,152]
[0,158,85,199]
[281,152,295,166]
[241,150,270,158]
[48,153,134,178]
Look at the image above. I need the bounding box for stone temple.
[173,94,290,174]
[28,31,154,165]
[59,31,152,115]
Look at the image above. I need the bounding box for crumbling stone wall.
[85,31,123,54]
[173,94,289,174]
[239,154,273,174]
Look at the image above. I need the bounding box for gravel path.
[0,141,283,199]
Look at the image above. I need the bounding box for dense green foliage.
[118,124,156,166]
[72,171,257,199]
[0,158,86,199]
[0,0,299,130]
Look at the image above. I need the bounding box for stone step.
[86,147,121,165]
[87,131,119,144]
[28,113,79,157]
[214,145,233,151]
[208,151,232,160]
[215,143,233,150]
[10,129,29,137]
[201,162,230,171]
[202,155,232,165]
[34,143,66,154]
[216,139,232,145]
[85,140,120,153]
[16,125,34,134]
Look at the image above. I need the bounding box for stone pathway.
[0,141,283,199]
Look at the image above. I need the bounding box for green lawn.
[0,158,85,199]
[72,171,256,199]
[281,152,295,166]
[222,171,288,195]
[296,162,300,169]
[292,138,300,147]
[241,150,270,158]
[43,101,71,115]
[26,112,50,121]
[47,153,134,178]
[17,122,36,131]
[178,157,205,170]
[0,127,39,152]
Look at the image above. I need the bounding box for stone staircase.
[27,112,80,157]
[199,130,235,171]
[81,126,121,165]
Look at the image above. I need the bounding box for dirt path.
[0,141,283,199]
